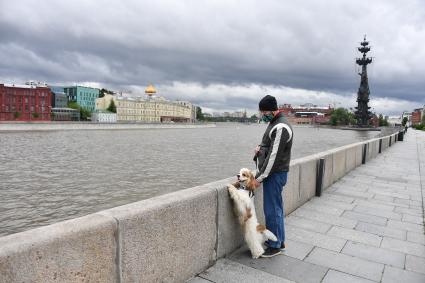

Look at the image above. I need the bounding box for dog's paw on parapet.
[227,182,240,194]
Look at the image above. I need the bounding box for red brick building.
[278,103,333,125]
[0,84,52,121]
[411,109,422,125]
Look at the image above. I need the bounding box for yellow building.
[95,85,193,123]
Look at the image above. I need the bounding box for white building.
[92,111,117,123]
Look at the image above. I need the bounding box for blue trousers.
[263,171,288,248]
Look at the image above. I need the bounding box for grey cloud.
[0,0,424,112]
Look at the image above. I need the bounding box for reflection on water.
[0,124,378,236]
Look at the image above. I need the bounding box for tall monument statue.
[355,36,373,127]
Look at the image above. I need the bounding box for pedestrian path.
[188,130,425,283]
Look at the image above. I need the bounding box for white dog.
[228,168,277,258]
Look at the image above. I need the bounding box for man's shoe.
[280,242,286,251]
[260,247,281,258]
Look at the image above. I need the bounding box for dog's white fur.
[228,168,277,258]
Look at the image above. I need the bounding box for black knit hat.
[259,95,278,111]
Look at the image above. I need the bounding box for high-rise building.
[64,86,99,112]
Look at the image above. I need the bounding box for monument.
[354,36,373,127]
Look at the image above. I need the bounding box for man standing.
[253,95,293,258]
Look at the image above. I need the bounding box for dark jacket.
[254,112,293,182]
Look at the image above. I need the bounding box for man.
[253,95,293,258]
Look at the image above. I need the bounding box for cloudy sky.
[1,0,424,115]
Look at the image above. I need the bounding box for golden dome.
[145,84,156,96]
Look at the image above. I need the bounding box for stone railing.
[0,132,402,283]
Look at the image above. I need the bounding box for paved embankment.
[0,130,406,282]
[0,122,215,131]
[189,130,425,283]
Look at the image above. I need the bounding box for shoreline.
[0,122,216,132]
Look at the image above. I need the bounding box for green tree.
[13,112,21,119]
[32,112,39,119]
[99,88,114,98]
[402,117,408,126]
[378,114,389,127]
[196,106,205,121]
[107,99,117,113]
[422,114,425,125]
[330,108,353,126]
[68,101,91,120]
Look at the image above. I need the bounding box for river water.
[0,124,378,236]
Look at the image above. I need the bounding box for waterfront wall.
[0,122,216,132]
[0,132,401,283]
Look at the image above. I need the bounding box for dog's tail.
[263,229,277,242]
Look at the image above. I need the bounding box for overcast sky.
[1,0,424,115]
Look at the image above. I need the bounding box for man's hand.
[254,145,260,154]
[253,179,261,188]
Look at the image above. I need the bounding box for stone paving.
[188,130,425,283]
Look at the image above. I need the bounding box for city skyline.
[1,0,424,115]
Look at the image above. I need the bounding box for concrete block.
[99,186,217,283]
[355,143,364,167]
[342,241,405,268]
[327,226,382,247]
[214,178,244,259]
[382,266,425,283]
[345,146,357,172]
[305,247,384,282]
[298,157,317,203]
[230,247,328,283]
[332,149,346,182]
[0,214,117,283]
[284,164,300,215]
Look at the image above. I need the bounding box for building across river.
[96,84,196,123]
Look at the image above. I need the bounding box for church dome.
[145,84,156,96]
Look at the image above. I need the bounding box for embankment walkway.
[190,130,425,283]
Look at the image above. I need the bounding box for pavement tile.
[292,208,357,229]
[402,214,424,225]
[229,247,327,283]
[387,219,424,233]
[342,241,405,268]
[322,270,375,283]
[300,202,345,216]
[281,239,314,261]
[309,197,356,210]
[320,193,355,204]
[406,255,425,275]
[286,225,347,252]
[305,247,384,282]
[394,206,423,216]
[285,215,331,234]
[327,226,382,247]
[332,189,374,200]
[407,231,425,245]
[355,221,406,240]
[353,200,397,212]
[196,259,295,283]
[382,266,425,283]
[381,237,425,257]
[353,205,402,220]
[342,211,388,226]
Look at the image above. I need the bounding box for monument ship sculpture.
[355,36,373,127]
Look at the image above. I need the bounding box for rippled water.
[0,124,378,236]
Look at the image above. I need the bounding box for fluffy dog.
[228,168,277,258]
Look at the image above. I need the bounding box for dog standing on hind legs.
[227,168,277,258]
